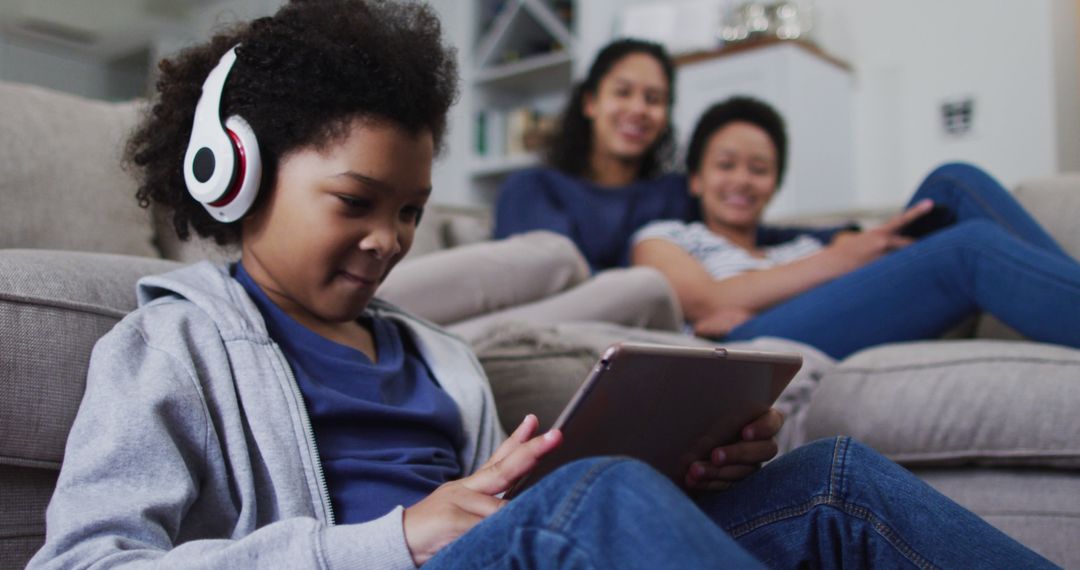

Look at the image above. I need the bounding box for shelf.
[470,153,541,179]
[466,0,575,191]
[473,49,572,90]
[475,0,574,70]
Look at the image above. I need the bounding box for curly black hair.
[544,38,676,181]
[685,96,788,186]
[127,0,458,245]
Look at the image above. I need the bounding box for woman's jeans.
[725,162,1080,359]
[427,437,1051,568]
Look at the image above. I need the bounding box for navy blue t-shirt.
[493,167,697,272]
[234,263,464,524]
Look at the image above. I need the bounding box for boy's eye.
[401,206,425,225]
[337,195,372,210]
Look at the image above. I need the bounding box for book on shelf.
[474,106,558,163]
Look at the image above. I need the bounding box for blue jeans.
[426,437,1051,568]
[725,162,1080,359]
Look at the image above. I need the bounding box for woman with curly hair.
[492,39,695,272]
[30,2,1052,568]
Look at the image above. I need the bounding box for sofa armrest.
[0,250,180,470]
[379,231,589,326]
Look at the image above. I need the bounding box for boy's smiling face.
[240,118,433,329]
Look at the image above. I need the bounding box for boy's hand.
[684,408,783,492]
[403,414,561,566]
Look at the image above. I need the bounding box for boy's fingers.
[463,429,563,495]
[487,414,539,465]
[712,439,778,467]
[742,408,783,441]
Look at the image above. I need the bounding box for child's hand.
[825,200,933,273]
[684,408,783,492]
[403,414,561,565]
[692,306,755,338]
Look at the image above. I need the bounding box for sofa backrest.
[0,82,158,258]
[1014,174,1080,260]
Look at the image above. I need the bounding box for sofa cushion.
[0,250,180,469]
[380,231,590,326]
[0,83,156,258]
[801,340,1080,468]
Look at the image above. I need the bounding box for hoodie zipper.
[273,346,336,526]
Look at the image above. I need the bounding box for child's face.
[690,121,778,233]
[240,119,433,326]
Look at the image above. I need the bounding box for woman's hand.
[403,415,562,566]
[825,199,934,273]
[693,306,755,338]
[685,408,784,492]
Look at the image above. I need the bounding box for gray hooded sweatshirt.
[29,262,506,569]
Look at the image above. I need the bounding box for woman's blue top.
[493,167,697,272]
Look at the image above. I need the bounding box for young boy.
[30,1,1053,568]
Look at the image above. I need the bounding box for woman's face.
[240,119,432,328]
[584,52,670,165]
[690,121,779,232]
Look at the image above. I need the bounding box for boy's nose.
[359,225,402,260]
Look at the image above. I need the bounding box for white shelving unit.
[467,0,576,196]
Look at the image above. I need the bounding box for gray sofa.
[2,81,1078,568]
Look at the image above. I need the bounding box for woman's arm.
[632,202,933,322]
[632,238,850,321]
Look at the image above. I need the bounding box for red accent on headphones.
[209,128,247,208]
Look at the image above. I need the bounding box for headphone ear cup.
[202,115,262,223]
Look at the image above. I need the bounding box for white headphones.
[183,46,263,223]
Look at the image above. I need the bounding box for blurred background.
[0,0,1076,218]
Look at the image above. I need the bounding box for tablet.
[504,342,802,499]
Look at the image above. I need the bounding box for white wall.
[815,0,1064,210]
